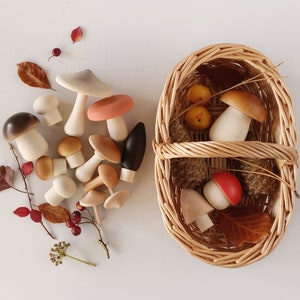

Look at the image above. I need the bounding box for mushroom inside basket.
[153,44,298,267]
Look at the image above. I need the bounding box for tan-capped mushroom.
[79,190,108,224]
[35,156,67,180]
[57,136,85,168]
[180,189,214,232]
[75,134,121,182]
[3,112,48,161]
[56,70,111,137]
[209,90,267,141]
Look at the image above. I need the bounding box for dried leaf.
[219,207,273,247]
[38,203,70,223]
[30,209,42,223]
[21,161,34,176]
[71,26,83,43]
[17,61,52,89]
[13,207,30,217]
[0,165,15,191]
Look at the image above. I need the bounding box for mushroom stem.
[209,106,251,141]
[106,116,128,142]
[64,93,88,137]
[75,154,102,182]
[15,128,48,161]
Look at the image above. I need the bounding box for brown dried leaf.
[17,61,52,89]
[0,165,15,191]
[38,203,70,223]
[219,207,273,247]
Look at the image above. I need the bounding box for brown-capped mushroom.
[87,94,134,142]
[57,136,85,168]
[75,134,121,182]
[35,155,67,180]
[209,90,267,141]
[56,70,111,137]
[3,112,48,161]
[79,190,108,224]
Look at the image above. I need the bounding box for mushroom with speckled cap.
[56,69,112,137]
[87,94,134,142]
[3,112,49,161]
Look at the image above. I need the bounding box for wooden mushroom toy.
[57,136,85,168]
[209,90,267,141]
[3,112,48,161]
[33,95,62,126]
[35,155,67,180]
[203,172,242,210]
[56,69,112,137]
[79,190,108,224]
[83,164,129,209]
[180,189,214,232]
[75,134,121,182]
[87,94,134,142]
[44,174,77,206]
[120,122,146,183]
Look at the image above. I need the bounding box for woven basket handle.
[153,140,298,165]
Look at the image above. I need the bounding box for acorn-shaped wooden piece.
[119,122,146,183]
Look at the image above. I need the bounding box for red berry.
[76,201,86,212]
[48,48,62,61]
[71,211,81,224]
[66,220,75,228]
[71,225,81,236]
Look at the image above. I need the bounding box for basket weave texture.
[153,43,299,267]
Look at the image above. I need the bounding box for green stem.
[65,253,96,267]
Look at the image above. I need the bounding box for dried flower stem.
[9,144,56,239]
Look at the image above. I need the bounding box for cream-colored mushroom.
[56,70,111,137]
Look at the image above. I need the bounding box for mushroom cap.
[89,134,121,164]
[97,164,119,189]
[33,95,59,114]
[80,190,108,207]
[53,175,77,198]
[3,112,40,142]
[211,172,242,205]
[180,189,214,224]
[57,136,82,156]
[55,69,112,97]
[103,190,130,209]
[35,156,53,180]
[87,94,134,121]
[220,90,267,123]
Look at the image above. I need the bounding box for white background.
[0,1,299,299]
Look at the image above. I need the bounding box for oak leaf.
[0,165,14,191]
[38,203,70,223]
[219,207,273,247]
[17,61,52,89]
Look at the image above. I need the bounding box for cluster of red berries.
[66,202,86,236]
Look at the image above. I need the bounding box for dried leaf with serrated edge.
[219,207,273,247]
[13,207,30,217]
[38,203,70,223]
[71,26,83,43]
[30,209,42,223]
[0,165,14,191]
[17,61,52,89]
[21,161,34,176]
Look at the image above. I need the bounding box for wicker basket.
[153,43,299,268]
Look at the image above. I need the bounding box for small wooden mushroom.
[44,174,77,206]
[120,122,146,183]
[180,189,214,232]
[79,190,108,224]
[75,134,121,182]
[203,172,242,210]
[33,95,62,126]
[57,136,85,168]
[83,164,129,209]
[3,112,49,161]
[56,69,112,137]
[87,94,134,142]
[209,90,267,141]
[35,155,67,180]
